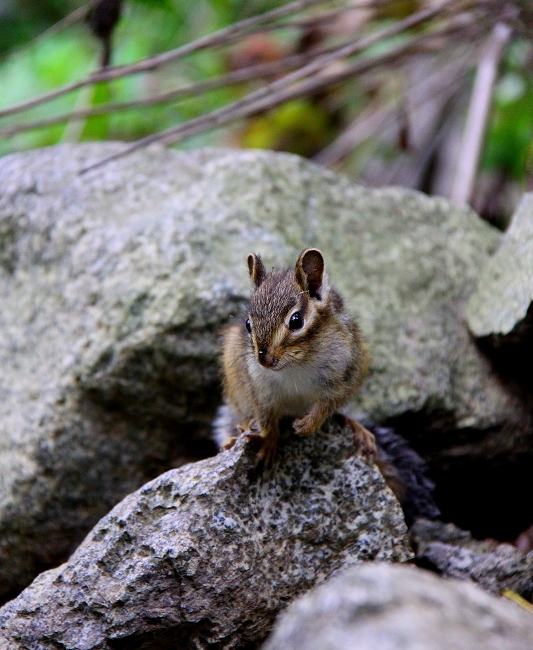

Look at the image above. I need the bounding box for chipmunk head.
[245,248,330,370]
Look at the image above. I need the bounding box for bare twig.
[0,0,335,120]
[0,48,338,139]
[251,1,375,33]
[313,52,472,166]
[449,21,513,206]
[0,9,472,141]
[80,0,461,173]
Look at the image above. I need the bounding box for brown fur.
[217,248,374,467]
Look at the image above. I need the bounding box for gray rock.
[0,420,411,650]
[0,143,239,600]
[411,518,533,599]
[467,193,533,341]
[0,143,528,599]
[262,562,533,650]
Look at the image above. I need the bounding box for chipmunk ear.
[247,253,267,288]
[295,248,327,299]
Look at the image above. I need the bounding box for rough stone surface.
[467,193,533,340]
[0,420,410,650]
[411,518,533,600]
[0,142,529,599]
[262,563,533,650]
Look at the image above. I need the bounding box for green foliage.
[482,42,533,182]
[0,27,95,153]
[0,0,81,54]
[0,0,235,155]
[207,0,284,23]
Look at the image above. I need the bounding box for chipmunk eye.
[289,311,304,330]
[245,318,252,333]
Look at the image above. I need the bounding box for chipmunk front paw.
[254,435,278,468]
[243,426,278,469]
[292,415,318,437]
[222,419,257,451]
[221,436,238,450]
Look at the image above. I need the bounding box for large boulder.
[262,563,533,650]
[0,420,410,649]
[0,143,528,598]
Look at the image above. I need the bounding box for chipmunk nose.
[258,348,277,368]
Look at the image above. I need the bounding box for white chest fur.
[248,358,327,417]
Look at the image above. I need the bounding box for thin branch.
[1,10,471,141]
[0,0,336,120]
[80,2,470,173]
[449,21,513,206]
[163,39,469,147]
[1,1,471,141]
[251,2,372,32]
[0,48,337,139]
[314,51,471,166]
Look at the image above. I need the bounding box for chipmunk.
[213,248,377,467]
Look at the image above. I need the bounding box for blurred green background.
[1,0,532,225]
[0,0,247,152]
